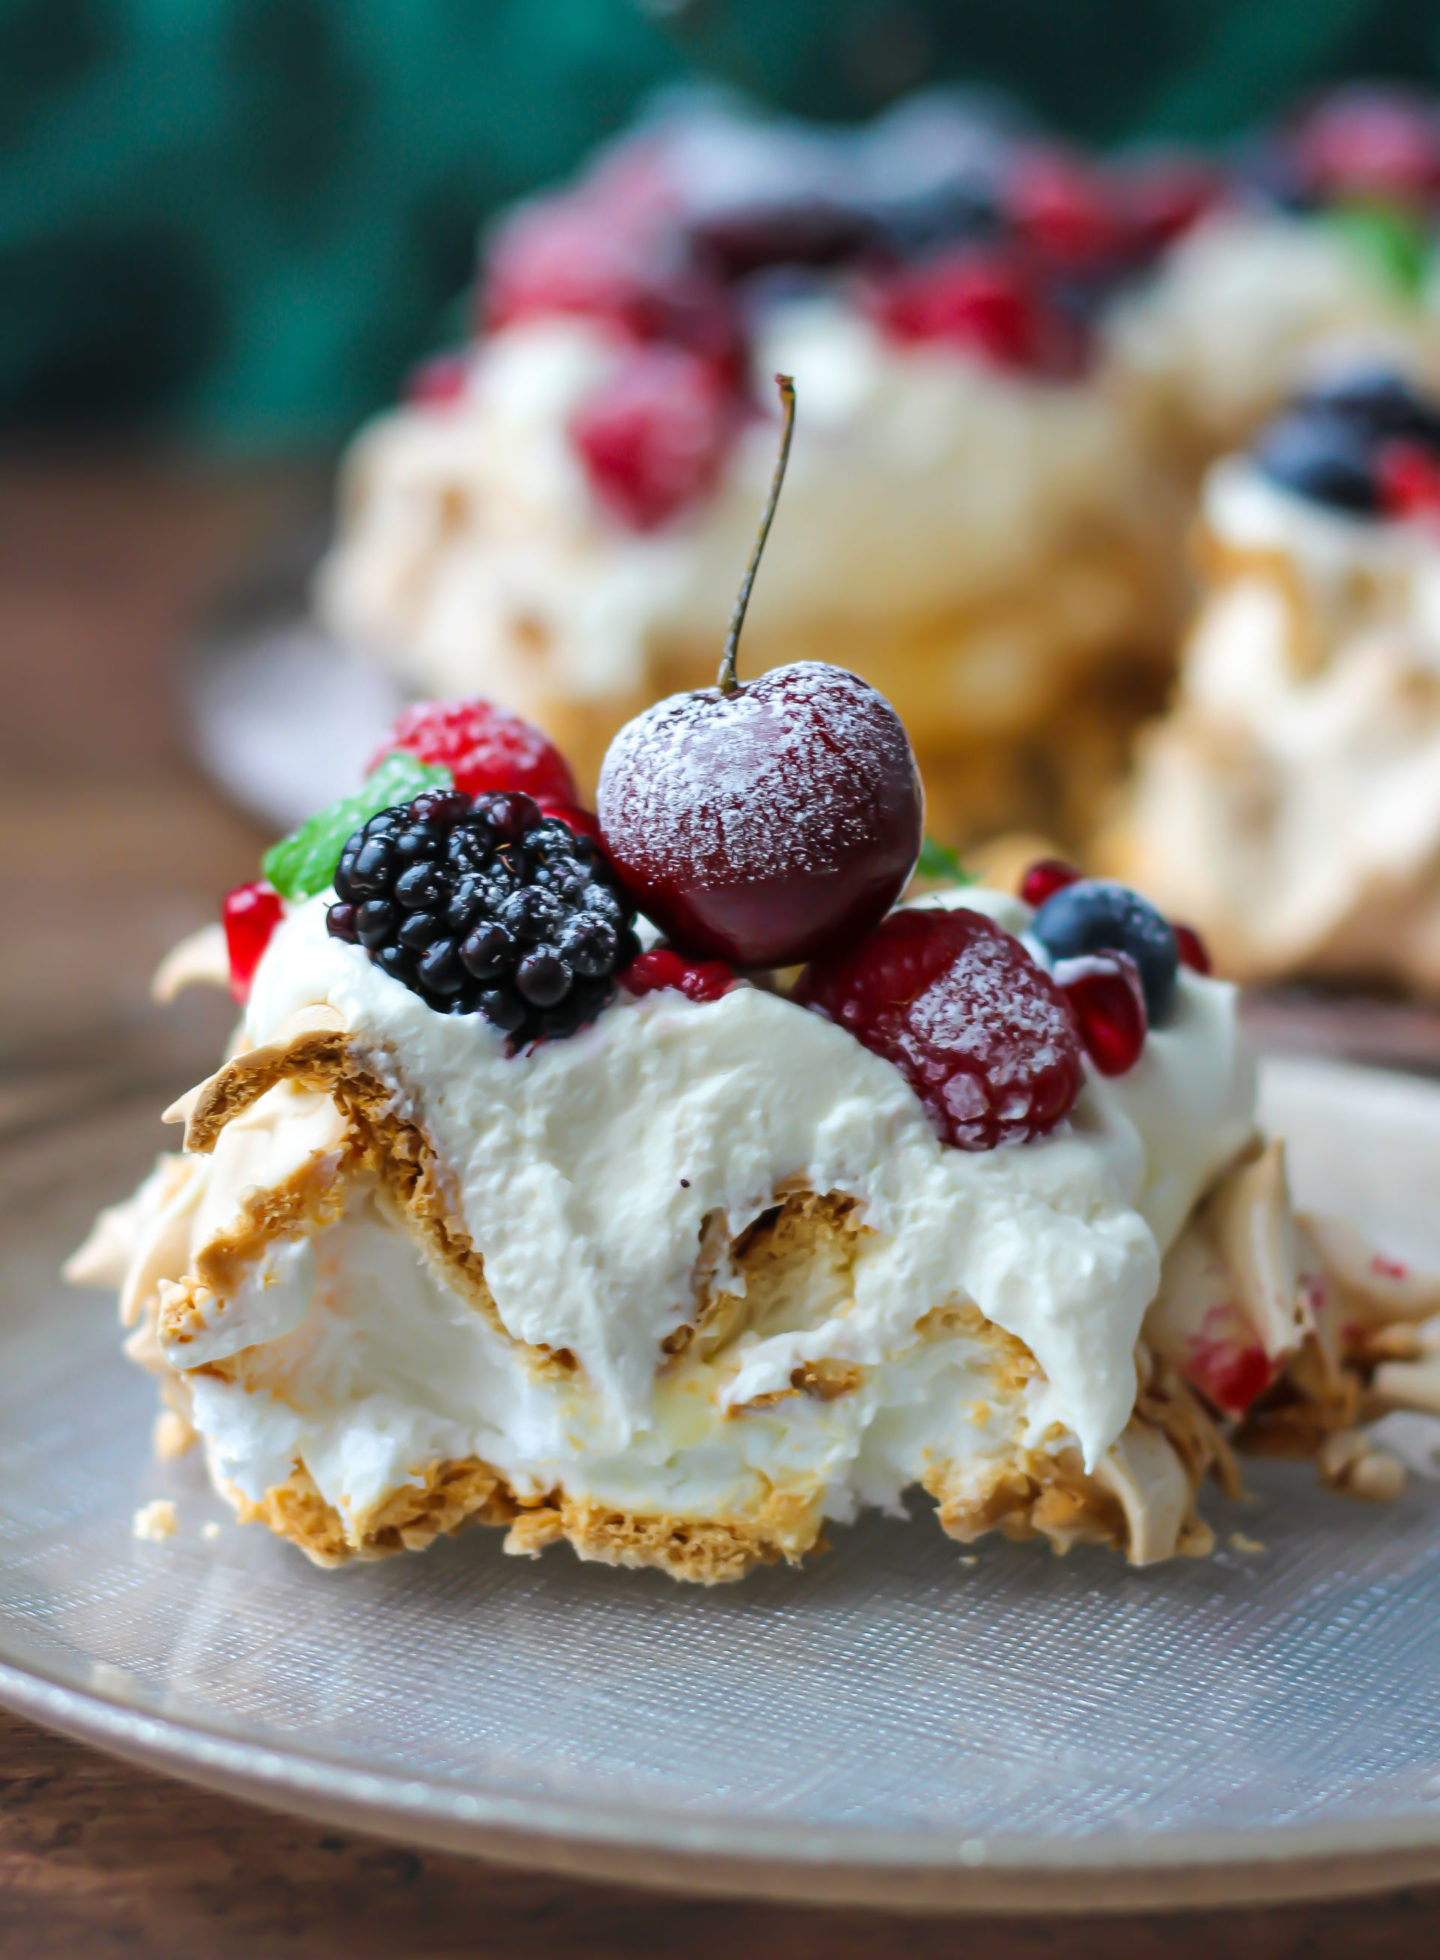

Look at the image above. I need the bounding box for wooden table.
[2,454,1438,1957]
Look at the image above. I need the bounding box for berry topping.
[1004,148,1125,269]
[222,881,284,1005]
[1171,922,1212,975]
[264,752,452,903]
[873,250,1083,376]
[539,802,605,846]
[1290,87,1440,209]
[687,194,874,279]
[1030,878,1180,1025]
[795,908,1084,1152]
[622,946,735,1002]
[1297,367,1440,448]
[570,345,736,532]
[1055,952,1147,1077]
[404,349,469,408]
[1379,440,1440,521]
[598,376,923,967]
[377,697,577,807]
[1019,857,1081,908]
[1253,411,1381,515]
[327,790,639,1046]
[1113,156,1219,255]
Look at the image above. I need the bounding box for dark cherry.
[597,377,923,968]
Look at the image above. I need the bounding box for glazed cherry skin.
[598,661,923,969]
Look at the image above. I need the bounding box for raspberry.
[1019,857,1081,908]
[375,698,577,807]
[873,249,1085,377]
[794,908,1083,1152]
[1005,148,1126,269]
[484,196,743,373]
[223,881,284,1004]
[404,349,469,408]
[1171,922,1212,975]
[328,789,639,1047]
[570,345,736,531]
[1378,440,1440,521]
[1114,157,1219,257]
[1054,952,1147,1077]
[623,946,735,1003]
[1291,87,1440,208]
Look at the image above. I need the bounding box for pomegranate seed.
[1019,858,1082,908]
[1378,440,1440,521]
[375,698,577,807]
[873,250,1085,377]
[1005,148,1126,268]
[794,908,1083,1152]
[223,881,284,1004]
[1186,1330,1281,1416]
[570,345,735,531]
[623,946,735,1003]
[1172,922,1212,975]
[1055,952,1147,1077]
[404,349,469,408]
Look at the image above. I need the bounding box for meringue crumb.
[202,1521,222,1542]
[152,1410,196,1461]
[133,1500,178,1543]
[970,1402,991,1428]
[1229,1531,1265,1555]
[959,1556,978,1567]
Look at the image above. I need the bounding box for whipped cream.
[1105,209,1440,448]
[316,305,1157,716]
[209,885,1254,1522]
[1112,457,1440,985]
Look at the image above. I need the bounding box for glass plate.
[6,1056,1440,1912]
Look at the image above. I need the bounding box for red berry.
[375,698,577,807]
[484,196,742,372]
[794,908,1084,1152]
[622,946,735,1003]
[1378,439,1440,521]
[1171,922,1212,976]
[1005,148,1127,268]
[1019,858,1082,908]
[599,662,923,968]
[1121,160,1221,256]
[570,345,736,532]
[1185,1307,1281,1416]
[1291,87,1440,208]
[404,349,469,408]
[873,250,1084,377]
[1055,951,1147,1077]
[223,881,284,1004]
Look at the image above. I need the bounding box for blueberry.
[1031,879,1179,1024]
[1253,413,1380,515]
[1296,366,1440,449]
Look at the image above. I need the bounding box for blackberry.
[327,789,640,1047]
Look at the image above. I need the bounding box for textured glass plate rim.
[8,1056,1440,1912]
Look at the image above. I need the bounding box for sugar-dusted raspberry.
[1291,86,1440,208]
[1019,857,1081,908]
[223,880,284,1004]
[570,345,736,532]
[375,698,577,807]
[1054,951,1147,1077]
[873,249,1085,377]
[794,907,1083,1151]
[622,946,735,1003]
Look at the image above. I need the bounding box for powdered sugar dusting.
[598,661,919,883]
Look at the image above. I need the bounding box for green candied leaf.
[914,834,976,886]
[262,753,453,902]
[1323,201,1430,300]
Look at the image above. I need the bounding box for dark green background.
[4,0,1439,450]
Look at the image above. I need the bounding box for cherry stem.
[718,373,795,694]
